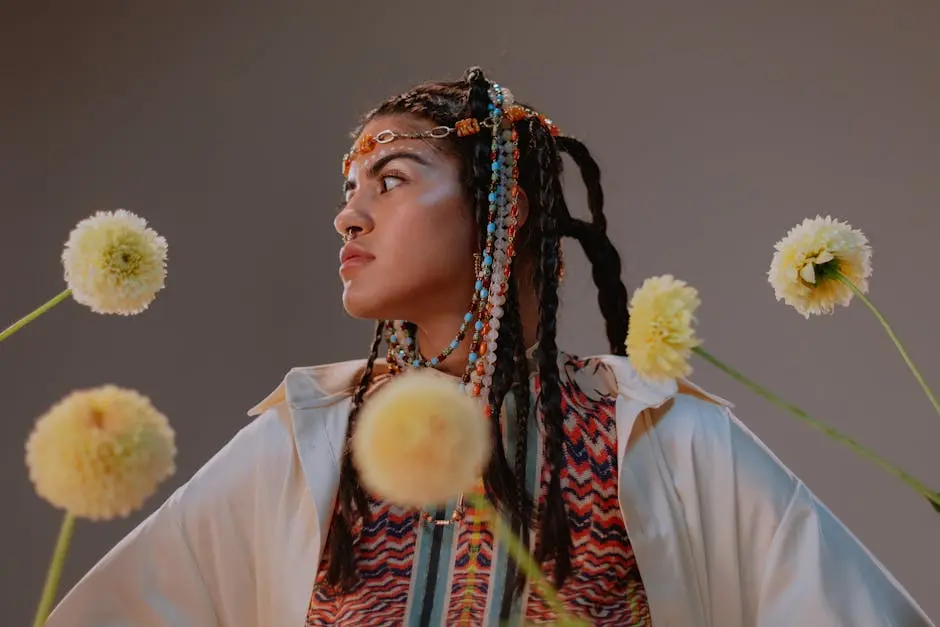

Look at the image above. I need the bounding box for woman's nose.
[334,194,374,241]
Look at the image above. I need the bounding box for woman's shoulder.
[246,357,393,417]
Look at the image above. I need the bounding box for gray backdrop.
[3,1,939,623]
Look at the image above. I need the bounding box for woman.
[47,67,932,626]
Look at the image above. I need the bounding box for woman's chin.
[341,285,392,321]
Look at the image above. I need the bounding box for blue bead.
[488,192,496,202]
[404,336,413,345]
[389,334,397,343]
[413,360,422,368]
[491,162,499,172]
[475,321,483,331]
[481,288,489,298]
[464,312,473,322]
[487,222,496,233]
[483,255,493,266]
[398,350,406,358]
[475,280,482,290]
[431,358,439,366]
[469,352,478,363]
[450,340,459,349]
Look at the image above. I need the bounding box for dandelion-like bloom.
[25,385,176,520]
[626,274,702,381]
[62,209,168,315]
[351,370,490,508]
[768,215,872,318]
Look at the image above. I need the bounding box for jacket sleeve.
[44,409,289,627]
[673,396,934,627]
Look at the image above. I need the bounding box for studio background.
[2,1,939,623]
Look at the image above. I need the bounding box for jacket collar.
[248,352,732,418]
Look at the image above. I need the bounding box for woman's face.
[335,114,478,322]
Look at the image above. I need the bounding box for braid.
[554,136,605,232]
[562,218,629,354]
[555,136,629,354]
[323,321,384,591]
[505,273,535,602]
[462,66,522,518]
[528,122,572,587]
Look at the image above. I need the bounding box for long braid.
[527,120,572,587]
[462,67,523,518]
[555,136,630,354]
[323,321,385,590]
[503,272,535,605]
[562,218,629,354]
[555,136,605,231]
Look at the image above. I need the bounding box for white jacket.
[46,355,934,626]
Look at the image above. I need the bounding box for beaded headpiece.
[341,80,560,416]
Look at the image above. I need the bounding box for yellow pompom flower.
[626,274,702,381]
[351,369,490,509]
[62,209,168,315]
[25,385,176,521]
[768,215,872,318]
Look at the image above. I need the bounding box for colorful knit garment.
[307,355,651,626]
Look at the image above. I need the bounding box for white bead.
[484,364,495,376]
[482,375,493,387]
[490,318,501,330]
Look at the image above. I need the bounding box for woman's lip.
[339,255,373,274]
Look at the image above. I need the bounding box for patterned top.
[307,354,651,626]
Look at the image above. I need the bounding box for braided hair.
[322,67,630,595]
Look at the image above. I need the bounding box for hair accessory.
[341,104,559,178]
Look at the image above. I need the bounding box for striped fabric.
[307,354,651,626]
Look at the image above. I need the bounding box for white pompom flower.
[25,385,177,521]
[62,209,168,315]
[351,369,490,509]
[768,215,872,318]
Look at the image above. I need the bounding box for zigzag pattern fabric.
[307,354,652,626]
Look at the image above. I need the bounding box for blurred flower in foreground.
[62,209,168,315]
[1,209,168,345]
[26,384,176,520]
[26,384,176,627]
[351,369,490,508]
[625,274,702,382]
[769,215,939,418]
[768,214,871,318]
[625,273,940,514]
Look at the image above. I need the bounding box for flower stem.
[692,346,940,511]
[0,288,72,344]
[465,493,588,626]
[32,512,76,627]
[834,272,940,419]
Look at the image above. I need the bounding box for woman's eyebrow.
[344,151,432,192]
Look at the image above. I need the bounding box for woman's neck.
[413,280,540,378]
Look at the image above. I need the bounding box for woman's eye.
[380,175,404,192]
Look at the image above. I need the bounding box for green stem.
[465,493,588,626]
[32,512,76,627]
[0,288,72,344]
[692,346,940,511]
[834,272,940,418]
